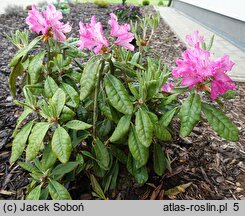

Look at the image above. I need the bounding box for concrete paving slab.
[155,6,245,82]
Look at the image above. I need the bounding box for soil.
[0,3,244,200]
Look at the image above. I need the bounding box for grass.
[73,0,169,6]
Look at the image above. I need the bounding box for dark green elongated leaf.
[109,115,131,143]
[202,102,239,141]
[163,94,178,105]
[28,51,45,84]
[10,121,34,164]
[110,146,127,164]
[25,84,44,96]
[90,174,106,200]
[18,161,40,173]
[52,88,66,118]
[61,82,79,108]
[51,162,79,179]
[13,108,32,137]
[109,162,119,190]
[97,119,112,138]
[104,74,133,115]
[44,76,59,98]
[51,126,72,163]
[92,160,106,178]
[180,93,201,137]
[26,122,50,161]
[26,185,41,200]
[93,139,110,170]
[41,143,57,170]
[153,143,167,176]
[128,82,139,99]
[146,80,159,98]
[134,165,148,185]
[128,126,149,167]
[159,107,178,127]
[80,57,101,100]
[147,111,158,125]
[9,61,23,97]
[23,87,36,106]
[10,36,42,67]
[126,154,148,184]
[60,106,76,122]
[39,188,49,200]
[135,108,153,147]
[48,180,71,200]
[155,125,172,141]
[65,120,92,130]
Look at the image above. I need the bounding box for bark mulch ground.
[0,3,244,200]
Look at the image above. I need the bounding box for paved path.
[155,7,245,82]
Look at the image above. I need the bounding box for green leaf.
[41,143,57,170]
[18,161,40,173]
[109,115,131,143]
[202,102,239,141]
[51,126,72,163]
[28,51,45,84]
[60,106,76,122]
[65,120,92,130]
[134,165,148,185]
[25,84,44,95]
[104,74,133,115]
[153,143,167,176]
[128,126,149,167]
[126,154,148,184]
[52,88,66,118]
[10,121,34,164]
[135,108,153,147]
[159,107,177,127]
[180,93,201,137]
[110,146,127,164]
[26,122,50,161]
[13,108,32,137]
[44,76,59,98]
[23,87,36,106]
[51,162,79,179]
[39,188,49,200]
[48,180,71,200]
[109,162,119,190]
[26,185,41,200]
[155,125,172,141]
[80,57,101,100]
[10,36,42,67]
[61,82,79,108]
[9,61,23,97]
[93,139,110,170]
[146,80,159,98]
[90,174,106,200]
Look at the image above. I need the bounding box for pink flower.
[173,47,213,88]
[108,13,134,51]
[162,83,174,93]
[78,16,109,54]
[185,31,204,48]
[26,4,71,42]
[26,5,48,35]
[173,31,236,99]
[210,55,235,99]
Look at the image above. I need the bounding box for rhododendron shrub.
[7,4,239,200]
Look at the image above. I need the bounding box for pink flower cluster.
[78,13,134,54]
[173,31,235,99]
[26,4,71,42]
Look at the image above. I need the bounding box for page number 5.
[233,203,239,211]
